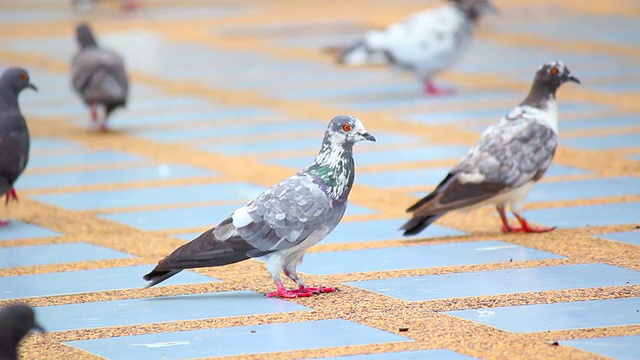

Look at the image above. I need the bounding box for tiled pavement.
[0,1,638,359]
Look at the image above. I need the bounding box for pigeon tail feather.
[337,40,387,66]
[143,269,183,288]
[401,213,444,236]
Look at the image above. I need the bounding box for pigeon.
[336,0,496,95]
[0,68,36,227]
[144,115,376,298]
[71,23,129,131]
[0,304,45,360]
[401,61,580,235]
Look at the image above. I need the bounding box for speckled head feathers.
[323,115,376,146]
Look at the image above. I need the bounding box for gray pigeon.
[144,115,376,298]
[337,0,496,95]
[401,61,580,235]
[0,68,36,227]
[0,304,45,360]
[71,23,129,131]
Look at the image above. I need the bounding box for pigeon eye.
[550,67,559,75]
[19,73,27,81]
[342,124,352,132]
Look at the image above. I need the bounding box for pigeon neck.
[309,141,355,201]
[0,85,19,109]
[521,81,557,109]
[454,2,482,22]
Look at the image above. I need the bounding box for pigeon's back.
[71,47,128,105]
[0,103,29,196]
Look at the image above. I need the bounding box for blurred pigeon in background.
[337,0,496,95]
[71,23,129,131]
[72,0,139,12]
[0,304,45,360]
[0,68,35,227]
[144,115,376,298]
[401,61,580,235]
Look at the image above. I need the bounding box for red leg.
[89,103,98,124]
[497,205,515,233]
[513,214,555,233]
[121,0,139,11]
[0,219,11,227]
[424,81,455,96]
[4,188,18,206]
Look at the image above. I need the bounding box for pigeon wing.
[71,48,128,102]
[408,115,557,215]
[0,112,29,193]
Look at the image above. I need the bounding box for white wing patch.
[231,205,252,228]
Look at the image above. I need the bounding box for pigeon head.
[452,0,497,21]
[323,115,376,147]
[0,68,37,96]
[0,304,45,353]
[76,23,98,49]
[522,61,580,107]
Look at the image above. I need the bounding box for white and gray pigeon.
[71,23,129,131]
[0,304,45,360]
[144,115,376,298]
[401,61,580,235]
[0,68,36,227]
[337,0,496,95]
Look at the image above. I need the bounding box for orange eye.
[342,124,352,132]
[19,73,27,81]
[550,67,559,75]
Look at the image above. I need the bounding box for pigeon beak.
[361,132,376,142]
[566,75,581,84]
[27,83,38,92]
[32,322,45,333]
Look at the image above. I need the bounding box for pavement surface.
[0,0,639,359]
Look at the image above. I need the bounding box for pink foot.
[89,104,98,124]
[266,288,311,298]
[512,215,556,233]
[424,82,455,96]
[0,219,11,227]
[501,225,515,233]
[121,0,139,11]
[291,286,337,295]
[5,188,18,206]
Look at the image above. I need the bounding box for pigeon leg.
[4,188,19,206]
[496,205,515,233]
[424,81,455,96]
[265,280,305,299]
[0,219,10,227]
[513,214,555,233]
[89,103,98,124]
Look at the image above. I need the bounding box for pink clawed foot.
[5,188,18,206]
[0,219,11,227]
[424,82,455,96]
[266,281,310,298]
[89,104,98,124]
[291,286,337,295]
[513,215,555,233]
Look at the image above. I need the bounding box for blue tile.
[140,119,320,143]
[595,231,640,246]
[524,202,640,229]
[299,240,563,275]
[560,114,640,131]
[527,177,640,203]
[203,137,320,155]
[406,108,509,125]
[318,349,476,360]
[0,243,134,268]
[544,164,592,177]
[28,150,147,169]
[563,133,640,150]
[65,319,411,359]
[39,290,310,332]
[269,145,470,169]
[445,297,640,333]
[344,92,521,112]
[19,164,216,190]
[0,265,215,300]
[101,202,375,232]
[325,219,465,244]
[33,182,264,211]
[346,263,640,302]
[0,221,60,241]
[561,335,640,360]
[630,154,640,162]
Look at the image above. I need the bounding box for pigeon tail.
[337,40,387,66]
[143,269,183,288]
[400,213,444,236]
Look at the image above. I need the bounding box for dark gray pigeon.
[71,23,129,131]
[0,304,45,360]
[144,115,376,298]
[0,68,36,227]
[401,61,580,235]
